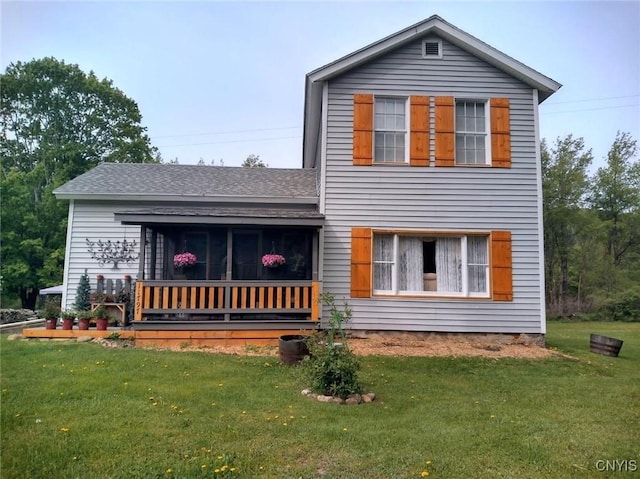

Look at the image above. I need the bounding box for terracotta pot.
[62,318,74,330]
[45,318,57,330]
[96,318,109,331]
[78,318,90,330]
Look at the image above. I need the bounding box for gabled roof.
[54,163,319,204]
[303,15,562,167]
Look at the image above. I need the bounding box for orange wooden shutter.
[351,227,372,298]
[490,98,511,168]
[491,231,513,301]
[353,94,373,166]
[410,95,430,166]
[435,96,455,166]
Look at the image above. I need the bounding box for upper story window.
[373,232,489,297]
[374,97,408,163]
[455,100,489,165]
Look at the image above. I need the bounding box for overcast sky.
[2,1,638,170]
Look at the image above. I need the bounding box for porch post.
[150,230,157,280]
[224,228,233,321]
[138,225,146,280]
[312,228,320,281]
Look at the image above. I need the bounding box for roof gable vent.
[422,39,442,59]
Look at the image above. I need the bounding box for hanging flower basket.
[262,253,286,268]
[174,252,197,269]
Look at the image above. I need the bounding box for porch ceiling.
[115,206,325,226]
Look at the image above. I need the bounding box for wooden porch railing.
[134,280,320,321]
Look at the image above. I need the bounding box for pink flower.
[174,252,197,268]
[262,254,286,267]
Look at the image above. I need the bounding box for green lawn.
[1,322,638,479]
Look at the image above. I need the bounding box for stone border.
[301,389,375,405]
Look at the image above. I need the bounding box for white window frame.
[422,39,443,59]
[454,99,491,166]
[372,231,490,298]
[373,96,409,164]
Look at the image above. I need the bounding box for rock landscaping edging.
[301,389,375,405]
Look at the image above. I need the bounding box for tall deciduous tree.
[589,131,640,268]
[542,135,592,314]
[1,57,160,308]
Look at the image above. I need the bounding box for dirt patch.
[153,335,555,359]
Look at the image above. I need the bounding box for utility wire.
[543,94,639,105]
[151,125,301,140]
[541,104,639,115]
[157,135,302,149]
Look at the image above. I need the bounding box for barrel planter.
[279,335,310,365]
[590,334,624,357]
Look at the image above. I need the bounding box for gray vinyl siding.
[321,36,544,333]
[62,201,140,310]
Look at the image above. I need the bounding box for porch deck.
[20,326,316,348]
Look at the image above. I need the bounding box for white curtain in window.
[436,238,462,292]
[467,236,488,293]
[374,234,394,291]
[399,237,423,291]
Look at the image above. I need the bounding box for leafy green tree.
[541,135,592,314]
[241,154,267,168]
[1,57,160,308]
[589,131,640,267]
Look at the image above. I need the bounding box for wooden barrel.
[590,334,623,357]
[279,335,310,365]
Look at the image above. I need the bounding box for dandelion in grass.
[166,468,172,474]
[420,472,429,477]
[60,427,69,432]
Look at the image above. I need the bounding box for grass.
[1,322,639,479]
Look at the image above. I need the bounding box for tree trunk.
[19,287,38,310]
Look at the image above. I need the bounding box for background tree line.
[543,132,639,321]
[1,57,638,320]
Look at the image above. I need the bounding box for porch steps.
[20,327,314,348]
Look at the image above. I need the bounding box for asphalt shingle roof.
[54,163,318,199]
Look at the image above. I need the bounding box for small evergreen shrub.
[74,269,91,311]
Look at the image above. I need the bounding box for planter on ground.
[279,335,310,365]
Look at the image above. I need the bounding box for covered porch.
[119,205,324,330]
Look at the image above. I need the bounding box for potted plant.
[174,251,197,270]
[93,305,109,331]
[262,253,286,268]
[61,310,76,330]
[77,310,92,330]
[42,299,61,330]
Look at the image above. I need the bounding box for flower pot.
[279,335,310,365]
[62,318,74,330]
[45,318,57,330]
[96,318,109,331]
[78,318,90,330]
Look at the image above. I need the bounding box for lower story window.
[373,233,488,296]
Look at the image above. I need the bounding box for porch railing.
[134,280,320,321]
